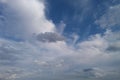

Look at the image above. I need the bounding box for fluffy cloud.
[0,0,55,39]
[0,0,120,80]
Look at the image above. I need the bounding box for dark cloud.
[83,68,94,72]
[107,43,120,52]
[36,32,65,42]
[107,46,120,52]
[83,68,105,78]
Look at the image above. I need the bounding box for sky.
[0,0,120,80]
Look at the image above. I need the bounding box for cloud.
[36,32,65,42]
[56,21,66,34]
[0,0,120,80]
[104,31,120,52]
[0,30,120,79]
[95,4,120,29]
[107,41,120,51]
[0,0,55,39]
[83,68,106,78]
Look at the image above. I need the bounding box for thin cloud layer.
[95,4,120,29]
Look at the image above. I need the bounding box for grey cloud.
[36,32,65,42]
[0,0,120,80]
[0,0,55,40]
[0,42,19,62]
[0,36,120,80]
[104,31,120,52]
[0,32,120,80]
[107,44,120,52]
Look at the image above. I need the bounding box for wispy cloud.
[36,32,65,42]
[95,4,120,29]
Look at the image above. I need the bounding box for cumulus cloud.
[83,68,106,78]
[0,0,120,80]
[0,0,55,39]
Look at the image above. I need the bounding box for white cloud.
[0,30,120,79]
[0,0,120,80]
[103,30,120,52]
[0,0,56,39]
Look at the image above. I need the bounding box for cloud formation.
[0,30,120,80]
[0,0,55,39]
[95,4,120,29]
[0,0,120,80]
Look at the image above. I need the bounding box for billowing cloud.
[0,0,55,39]
[0,0,120,80]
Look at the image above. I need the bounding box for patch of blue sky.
[45,0,113,41]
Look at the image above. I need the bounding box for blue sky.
[0,0,120,80]
[45,0,120,40]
